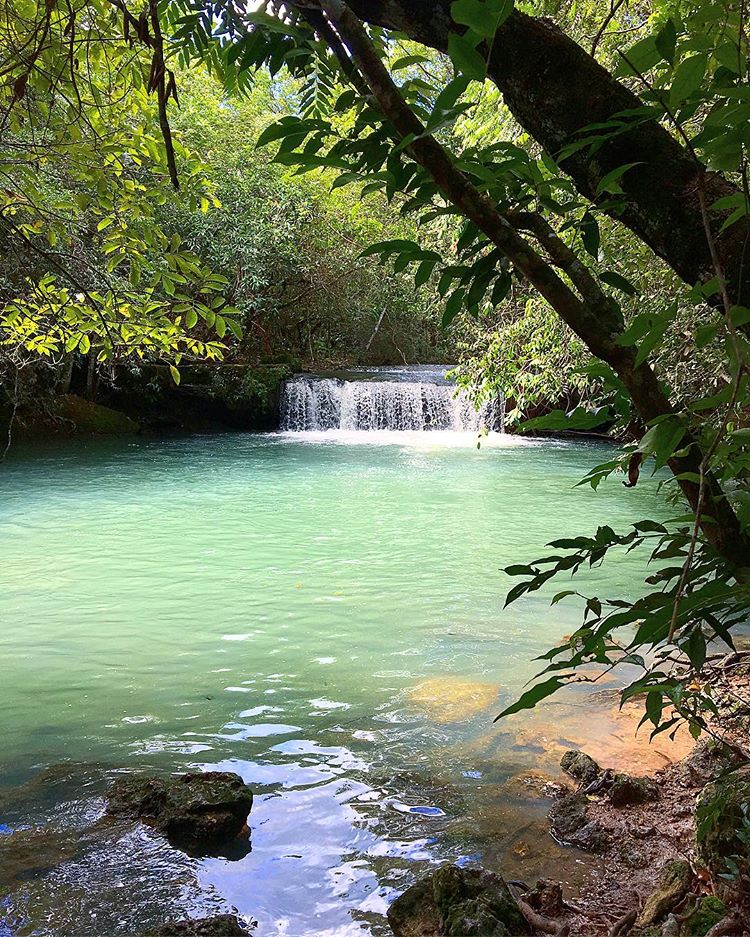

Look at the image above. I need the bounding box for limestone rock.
[386,864,530,937]
[525,878,563,918]
[607,772,659,807]
[548,792,608,852]
[108,772,253,851]
[636,859,693,927]
[144,915,248,936]
[560,750,600,786]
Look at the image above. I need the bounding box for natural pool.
[0,431,683,935]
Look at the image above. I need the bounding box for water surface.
[0,432,672,935]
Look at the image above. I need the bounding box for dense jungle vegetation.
[3,0,750,902]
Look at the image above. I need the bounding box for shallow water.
[0,431,677,935]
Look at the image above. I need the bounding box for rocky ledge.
[386,730,750,936]
[387,864,531,937]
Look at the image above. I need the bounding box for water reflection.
[0,680,693,937]
[0,434,684,934]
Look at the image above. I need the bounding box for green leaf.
[495,676,568,720]
[185,308,198,329]
[451,0,513,39]
[391,54,430,71]
[639,417,686,469]
[225,318,242,340]
[79,334,91,354]
[670,53,708,106]
[646,690,664,726]
[599,270,639,296]
[655,19,677,65]
[414,259,436,289]
[447,32,487,81]
[595,162,642,196]
[551,590,576,604]
[684,629,707,671]
[169,364,181,386]
[451,0,493,36]
[695,323,719,348]
[431,76,471,118]
[442,286,466,327]
[579,213,600,259]
[634,316,669,366]
[616,36,661,77]
[730,306,750,328]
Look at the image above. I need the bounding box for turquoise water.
[0,431,665,935]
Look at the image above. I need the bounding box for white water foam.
[280,372,504,434]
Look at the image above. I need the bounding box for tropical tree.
[0,0,238,382]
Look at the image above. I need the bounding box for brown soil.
[534,654,750,935]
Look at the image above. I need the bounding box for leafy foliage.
[0,0,237,375]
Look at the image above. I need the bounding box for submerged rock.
[560,750,600,786]
[696,764,750,875]
[548,792,608,852]
[607,772,659,807]
[0,826,81,883]
[408,677,500,723]
[386,864,530,936]
[636,859,693,927]
[108,772,253,851]
[144,915,249,936]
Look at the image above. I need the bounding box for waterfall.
[279,368,504,433]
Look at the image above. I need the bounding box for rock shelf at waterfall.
[279,366,504,433]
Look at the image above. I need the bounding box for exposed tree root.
[704,915,744,936]
[517,898,569,935]
[607,908,637,937]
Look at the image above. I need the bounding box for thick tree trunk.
[346,1,750,305]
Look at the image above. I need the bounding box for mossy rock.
[696,764,750,876]
[48,395,139,434]
[636,859,693,927]
[108,771,252,852]
[608,773,659,807]
[688,896,727,936]
[548,792,609,852]
[143,916,248,936]
[560,750,600,786]
[387,864,530,937]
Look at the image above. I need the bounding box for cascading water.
[280,366,504,433]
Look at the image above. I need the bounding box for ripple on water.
[0,433,673,934]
